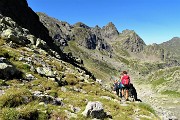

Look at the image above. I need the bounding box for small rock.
[65,110,77,119]
[53,98,64,106]
[33,91,42,96]
[100,96,112,100]
[39,102,45,105]
[26,73,36,80]
[69,105,81,113]
[61,86,67,92]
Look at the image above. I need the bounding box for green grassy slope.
[0,38,159,119]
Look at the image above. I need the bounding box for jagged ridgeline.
[0,0,161,119]
[37,12,179,82]
[0,0,179,119]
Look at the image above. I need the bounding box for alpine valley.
[0,0,179,120]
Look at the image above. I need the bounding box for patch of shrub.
[0,88,33,108]
[151,78,165,88]
[0,108,19,120]
[50,110,67,120]
[0,38,5,46]
[0,79,8,86]
[0,48,10,58]
[65,74,79,85]
[138,103,156,115]
[18,106,39,120]
[5,79,22,86]
[161,90,180,97]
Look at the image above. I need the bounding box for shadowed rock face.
[37,13,113,51]
[160,37,180,63]
[101,22,119,40]
[120,30,146,53]
[0,0,63,55]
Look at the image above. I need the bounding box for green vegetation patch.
[28,78,59,92]
[138,103,156,116]
[0,88,33,108]
[65,73,80,85]
[161,90,180,98]
[151,78,166,88]
[15,62,31,72]
[0,48,10,58]
[0,37,5,46]
[0,108,19,120]
[0,79,8,86]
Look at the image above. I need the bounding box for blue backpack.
[119,82,124,89]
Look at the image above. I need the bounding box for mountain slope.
[0,10,159,120]
[37,12,180,82]
[160,37,180,63]
[36,12,180,119]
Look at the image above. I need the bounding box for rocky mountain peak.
[161,37,180,45]
[101,22,119,40]
[172,37,180,39]
[159,37,180,63]
[95,25,101,29]
[119,29,146,53]
[73,22,90,29]
[104,22,117,29]
[122,29,135,35]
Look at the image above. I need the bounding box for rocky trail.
[134,83,180,120]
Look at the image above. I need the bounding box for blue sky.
[27,0,180,45]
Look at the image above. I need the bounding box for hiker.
[118,81,123,98]
[113,79,120,96]
[121,71,130,101]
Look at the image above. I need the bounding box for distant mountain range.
[160,37,180,63]
[0,0,179,119]
[37,12,179,80]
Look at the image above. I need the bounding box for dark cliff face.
[0,0,56,51]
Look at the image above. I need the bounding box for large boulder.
[36,67,56,77]
[0,58,20,79]
[82,101,107,119]
[26,34,36,45]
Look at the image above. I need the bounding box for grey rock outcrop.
[37,12,72,48]
[82,101,108,119]
[0,0,53,48]
[37,13,112,51]
[160,37,180,64]
[0,0,69,61]
[72,25,97,49]
[101,22,119,41]
[0,57,21,80]
[25,73,36,81]
[0,15,49,48]
[32,91,64,106]
[36,67,56,77]
[120,29,146,53]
